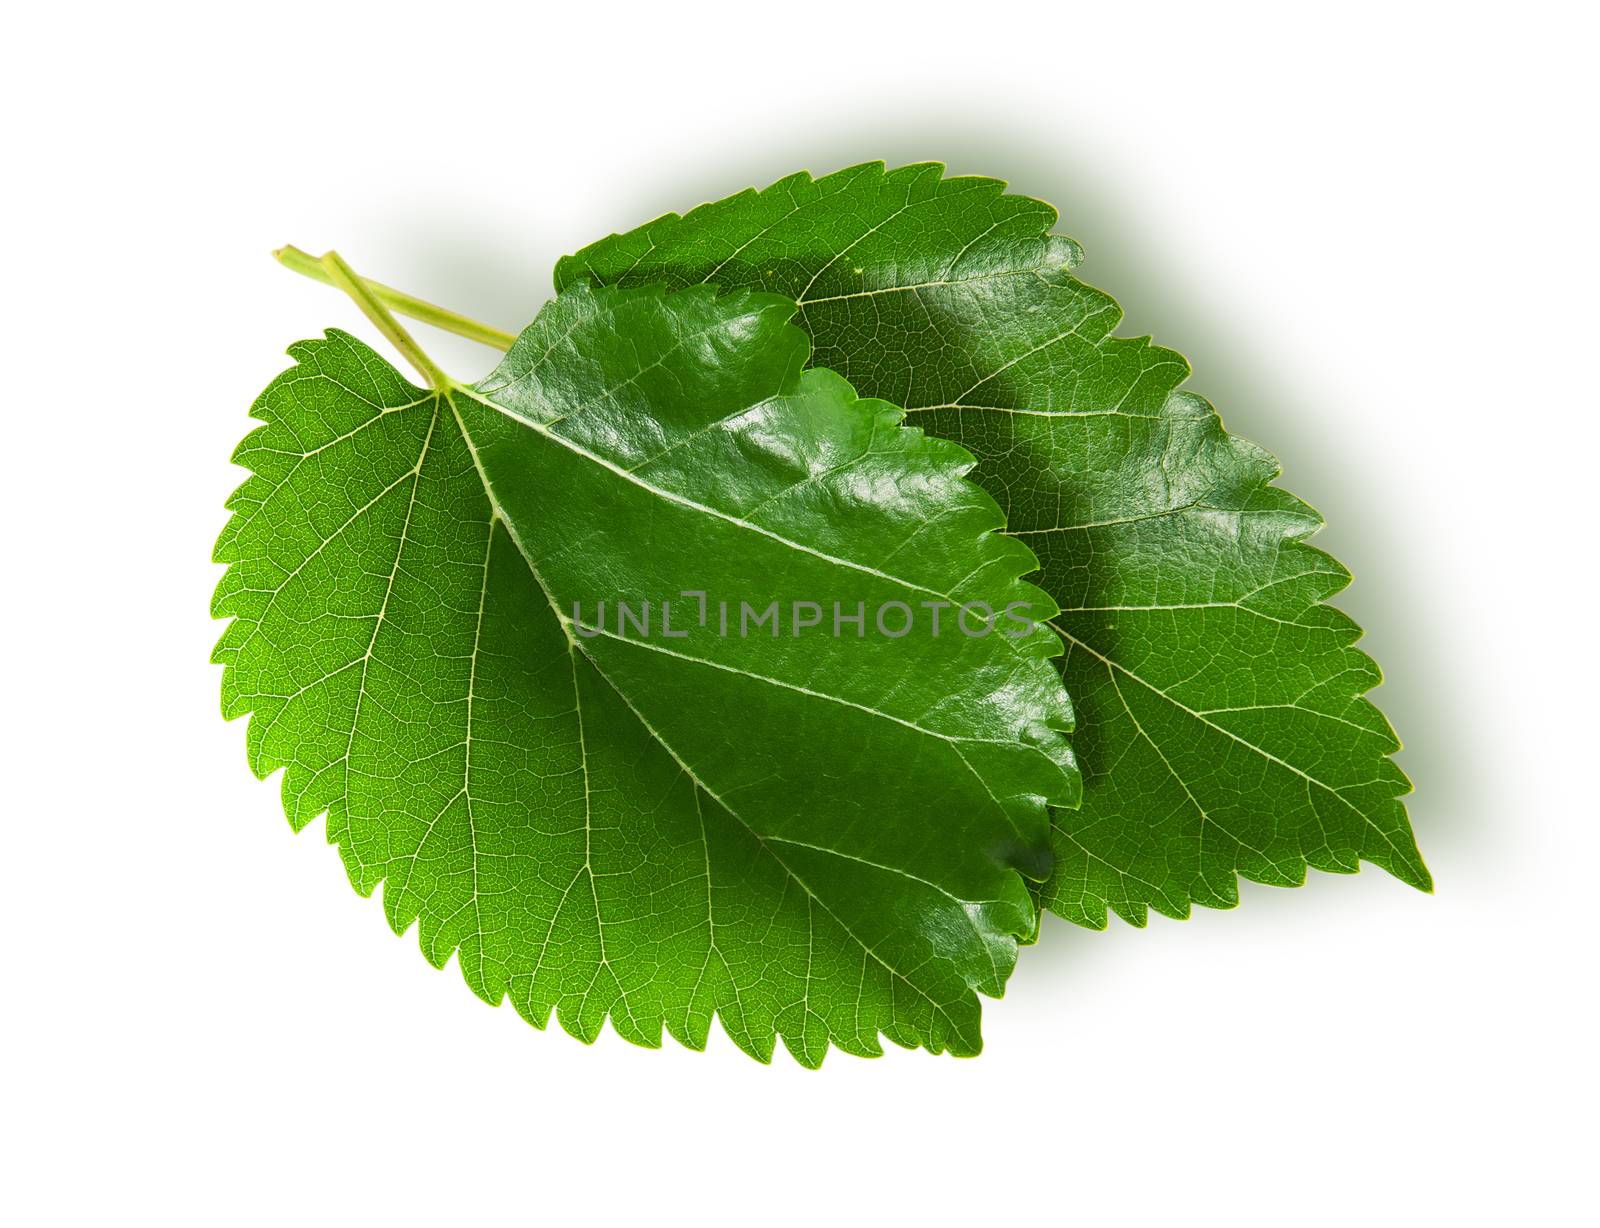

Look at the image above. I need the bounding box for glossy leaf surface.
[560,164,1429,926]
[214,283,1077,1062]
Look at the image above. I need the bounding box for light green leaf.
[214,281,1077,1063]
[559,162,1430,927]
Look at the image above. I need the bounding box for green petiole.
[274,245,517,355]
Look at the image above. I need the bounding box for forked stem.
[275,245,517,354]
[315,250,454,390]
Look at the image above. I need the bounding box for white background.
[4,2,1595,1223]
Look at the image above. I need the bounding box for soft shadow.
[349,201,553,379]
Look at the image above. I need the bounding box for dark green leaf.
[559,163,1429,927]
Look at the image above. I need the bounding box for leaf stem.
[274,245,517,353]
[314,250,454,391]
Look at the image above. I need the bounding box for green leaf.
[559,162,1430,928]
[213,281,1077,1064]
